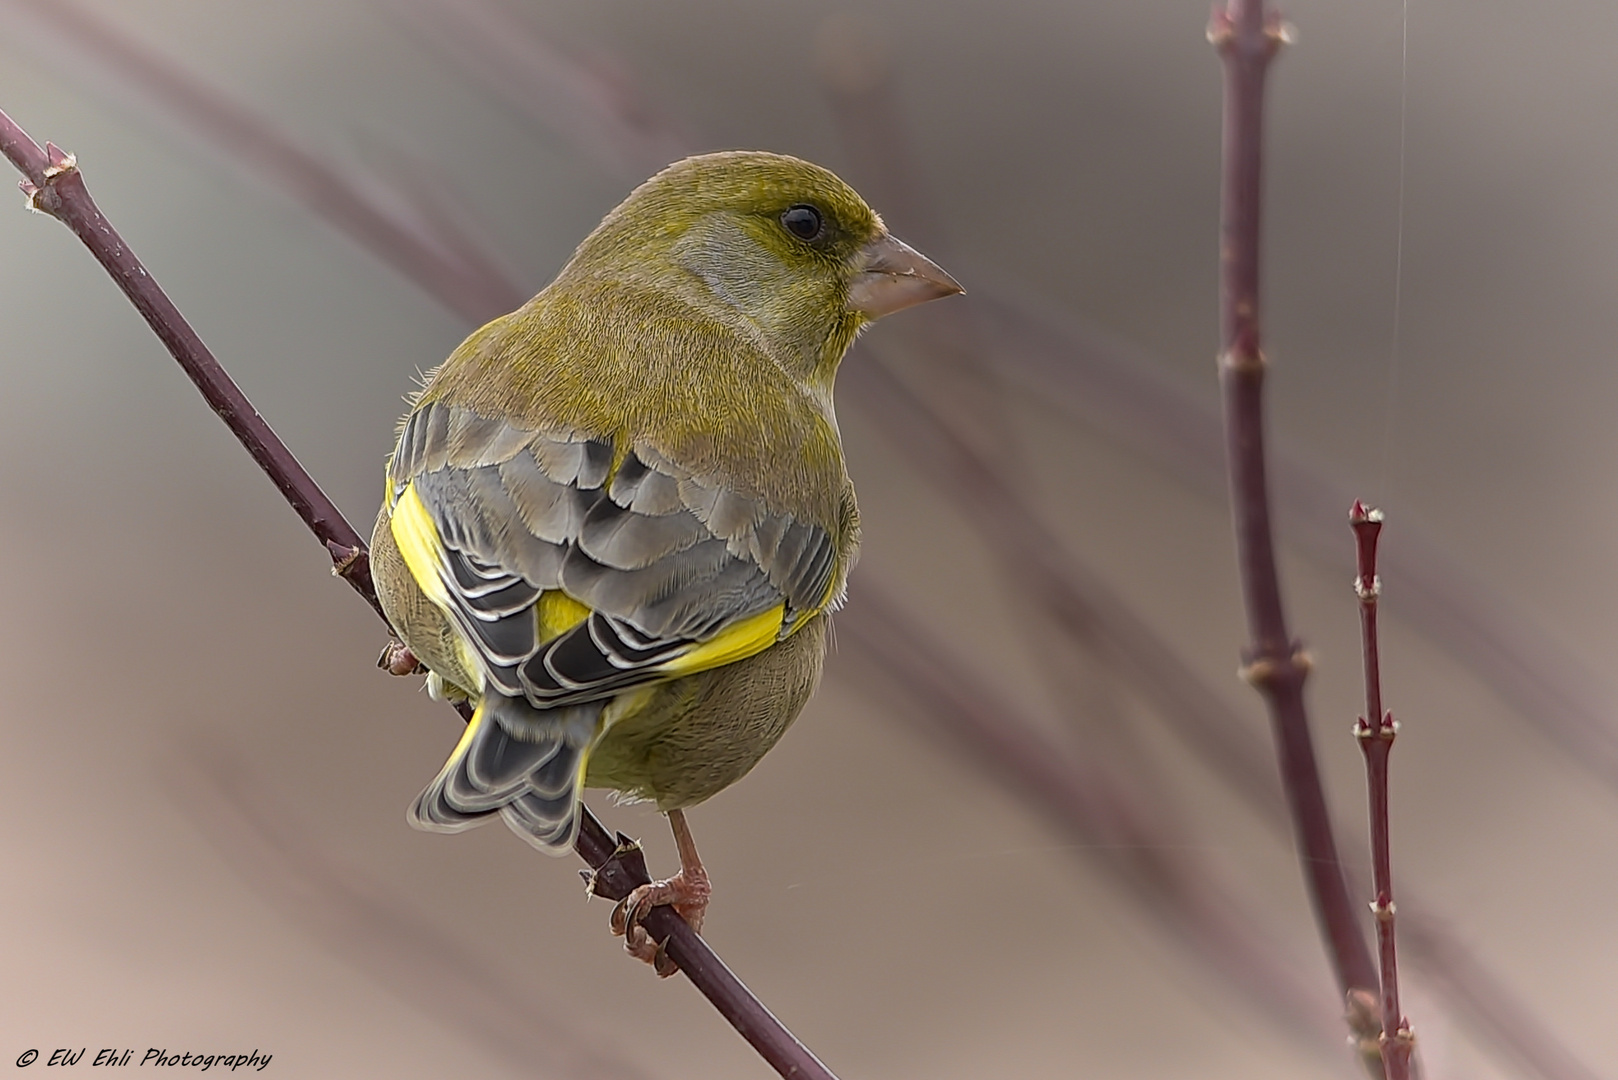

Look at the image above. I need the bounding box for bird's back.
[422,275,860,558]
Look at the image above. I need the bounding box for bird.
[370,150,961,970]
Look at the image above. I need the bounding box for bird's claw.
[651,939,678,978]
[608,866,711,978]
[615,918,679,976]
[377,638,425,676]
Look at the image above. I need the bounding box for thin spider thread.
[1379,0,1411,507]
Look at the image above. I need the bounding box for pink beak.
[848,233,963,318]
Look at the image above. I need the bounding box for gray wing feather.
[409,692,599,854]
[391,402,837,707]
[560,540,776,642]
[704,489,766,541]
[499,450,597,544]
[446,410,533,468]
[578,499,712,570]
[529,435,613,488]
[608,453,686,515]
[397,399,452,477]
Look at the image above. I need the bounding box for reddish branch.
[1208,0,1382,1047]
[0,105,838,1080]
[1351,503,1415,1079]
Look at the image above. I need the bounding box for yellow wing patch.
[393,477,789,693]
[656,602,786,678]
[389,482,483,681]
[390,483,451,607]
[537,590,592,642]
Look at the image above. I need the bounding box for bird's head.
[563,151,961,383]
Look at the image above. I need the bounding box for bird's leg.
[610,809,712,976]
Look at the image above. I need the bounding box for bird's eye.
[781,204,823,241]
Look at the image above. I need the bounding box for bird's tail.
[409,691,601,854]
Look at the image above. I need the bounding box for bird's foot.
[610,862,711,974]
[606,809,710,978]
[377,638,425,676]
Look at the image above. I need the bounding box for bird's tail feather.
[409,692,600,854]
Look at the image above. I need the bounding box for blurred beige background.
[2,1,1616,1077]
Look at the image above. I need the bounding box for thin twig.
[1207,0,1382,1047]
[0,104,838,1080]
[573,814,837,1080]
[866,315,1606,1079]
[899,291,1604,1080]
[541,17,1591,1075]
[1351,503,1415,1079]
[983,279,1618,806]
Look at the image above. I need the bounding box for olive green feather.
[372,150,958,853]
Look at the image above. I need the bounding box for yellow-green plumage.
[373,151,959,852]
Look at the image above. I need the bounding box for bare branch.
[984,283,1618,809]
[1208,0,1381,1046]
[1350,504,1415,1079]
[572,812,838,1080]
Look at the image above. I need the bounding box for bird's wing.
[385,399,838,708]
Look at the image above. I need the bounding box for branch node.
[329,542,364,576]
[1348,500,1383,526]
[1344,987,1383,1047]
[1207,4,1289,61]
[42,141,77,177]
[1238,643,1311,686]
[17,143,79,214]
[1216,346,1266,375]
[580,833,650,904]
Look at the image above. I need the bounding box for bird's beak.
[848,233,963,319]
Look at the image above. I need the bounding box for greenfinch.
[371,150,959,959]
